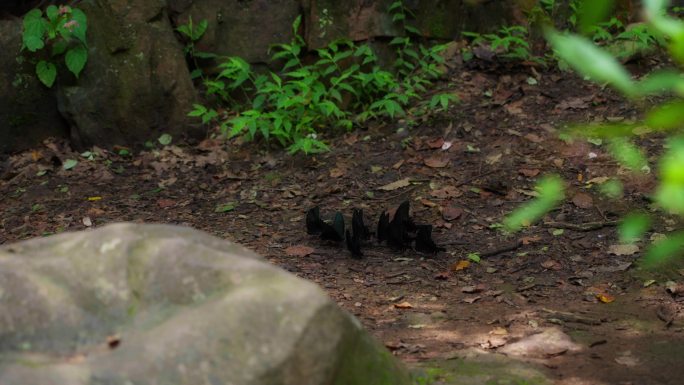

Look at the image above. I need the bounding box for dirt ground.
[2,60,684,385]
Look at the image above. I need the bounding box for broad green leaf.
[22,9,45,51]
[642,231,684,268]
[659,137,684,184]
[70,8,88,45]
[607,137,648,172]
[546,30,636,97]
[63,158,78,170]
[215,202,236,213]
[646,101,684,130]
[46,5,59,22]
[65,45,88,77]
[577,0,615,35]
[158,133,172,146]
[503,175,565,231]
[619,212,651,243]
[36,60,57,87]
[636,71,684,96]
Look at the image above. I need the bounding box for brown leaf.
[463,296,481,304]
[541,259,562,270]
[378,178,411,191]
[330,167,346,178]
[518,168,540,177]
[520,235,541,245]
[608,244,639,256]
[285,245,315,257]
[451,260,470,271]
[421,199,438,208]
[596,293,615,303]
[425,156,450,168]
[434,271,450,280]
[431,185,462,199]
[524,133,543,143]
[344,134,359,145]
[441,206,463,221]
[572,192,594,209]
[157,199,176,208]
[394,301,413,309]
[427,138,445,149]
[392,159,405,169]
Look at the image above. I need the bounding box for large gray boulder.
[0,18,68,154]
[57,0,198,150]
[0,223,410,385]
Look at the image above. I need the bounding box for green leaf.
[22,9,46,52]
[158,133,172,146]
[215,202,236,213]
[46,5,59,22]
[607,137,648,172]
[52,40,68,56]
[65,44,88,77]
[646,101,684,130]
[36,60,57,87]
[546,30,636,97]
[467,253,481,263]
[63,158,78,170]
[195,19,209,40]
[577,0,616,35]
[503,175,565,231]
[619,212,651,243]
[70,8,88,45]
[642,231,684,268]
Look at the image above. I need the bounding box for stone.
[305,0,517,49]
[0,223,410,385]
[173,0,301,64]
[57,0,199,150]
[0,18,68,155]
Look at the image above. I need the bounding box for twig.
[480,240,522,257]
[543,221,618,232]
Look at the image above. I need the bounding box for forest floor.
[2,58,684,385]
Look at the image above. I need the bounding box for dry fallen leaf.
[329,167,346,178]
[379,178,411,191]
[431,185,462,199]
[608,244,639,256]
[285,245,315,257]
[520,235,541,245]
[434,271,450,280]
[518,168,540,177]
[421,199,438,208]
[157,199,176,208]
[572,192,594,209]
[452,260,470,271]
[427,138,445,149]
[394,301,414,309]
[596,293,615,303]
[425,156,450,168]
[441,206,463,221]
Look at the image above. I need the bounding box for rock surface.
[0,18,68,154]
[0,223,410,385]
[174,0,301,64]
[57,0,198,150]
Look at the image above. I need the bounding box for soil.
[2,60,684,385]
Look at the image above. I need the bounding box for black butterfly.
[378,200,416,250]
[345,208,370,258]
[306,207,344,242]
[415,225,445,254]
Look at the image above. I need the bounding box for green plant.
[189,1,456,155]
[463,26,542,63]
[21,5,88,87]
[176,17,215,79]
[506,0,684,268]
